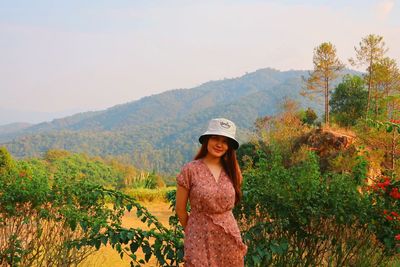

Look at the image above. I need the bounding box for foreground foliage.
[0,148,183,266]
[235,148,399,266]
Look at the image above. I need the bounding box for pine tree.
[303,42,344,127]
[349,34,388,118]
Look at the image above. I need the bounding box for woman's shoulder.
[181,159,202,170]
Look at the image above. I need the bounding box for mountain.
[0,123,32,142]
[1,68,347,173]
[0,107,88,125]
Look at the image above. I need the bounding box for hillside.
[1,68,348,173]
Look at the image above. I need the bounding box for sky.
[0,0,399,123]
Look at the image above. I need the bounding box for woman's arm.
[175,184,189,229]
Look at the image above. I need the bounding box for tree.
[372,57,400,118]
[330,75,368,126]
[349,34,388,117]
[303,42,344,126]
[301,108,318,126]
[0,147,13,174]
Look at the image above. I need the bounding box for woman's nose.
[215,139,223,146]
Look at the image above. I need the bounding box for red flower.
[391,211,400,218]
[386,215,394,221]
[376,177,391,190]
[384,210,388,215]
[396,234,400,241]
[390,188,400,199]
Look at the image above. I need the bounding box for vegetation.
[2,68,325,174]
[349,34,388,117]
[235,149,397,266]
[0,148,183,266]
[303,42,344,126]
[1,33,400,266]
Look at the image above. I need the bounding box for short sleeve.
[176,164,191,190]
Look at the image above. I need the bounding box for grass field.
[79,201,173,267]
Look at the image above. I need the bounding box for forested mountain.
[0,123,32,142]
[1,68,347,173]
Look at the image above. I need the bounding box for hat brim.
[199,134,239,150]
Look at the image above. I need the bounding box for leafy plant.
[235,148,392,266]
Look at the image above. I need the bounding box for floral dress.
[177,159,247,267]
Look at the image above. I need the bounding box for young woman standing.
[175,118,247,267]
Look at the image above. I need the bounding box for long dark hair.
[194,136,243,204]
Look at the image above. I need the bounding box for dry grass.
[79,201,173,267]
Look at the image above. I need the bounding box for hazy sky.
[1,0,399,116]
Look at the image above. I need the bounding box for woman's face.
[207,135,229,158]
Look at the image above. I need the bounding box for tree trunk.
[325,78,329,127]
[366,59,373,118]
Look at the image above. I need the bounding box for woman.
[175,118,247,267]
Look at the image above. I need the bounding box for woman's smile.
[207,135,229,158]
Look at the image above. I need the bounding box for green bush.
[235,148,393,266]
[0,154,122,266]
[0,148,183,266]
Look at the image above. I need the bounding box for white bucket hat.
[199,118,239,150]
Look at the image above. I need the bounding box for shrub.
[235,148,392,266]
[0,148,184,266]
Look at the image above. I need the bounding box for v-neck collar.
[200,159,223,184]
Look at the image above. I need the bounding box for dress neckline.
[199,159,223,184]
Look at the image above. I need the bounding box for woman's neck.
[203,154,222,166]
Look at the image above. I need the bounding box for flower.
[391,211,400,218]
[376,177,391,190]
[386,215,394,221]
[395,234,400,241]
[390,188,400,199]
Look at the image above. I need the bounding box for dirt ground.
[79,201,173,267]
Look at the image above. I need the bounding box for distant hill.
[0,123,32,142]
[0,107,88,126]
[1,68,356,174]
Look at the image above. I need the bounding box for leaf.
[252,255,261,265]
[116,243,122,253]
[130,242,140,253]
[145,251,151,262]
[127,231,134,240]
[126,204,133,212]
[95,239,101,250]
[387,125,393,133]
[101,236,108,245]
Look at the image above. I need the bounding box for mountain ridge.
[1,67,357,173]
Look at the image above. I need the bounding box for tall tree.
[330,75,368,126]
[349,34,388,117]
[372,57,400,117]
[303,42,344,126]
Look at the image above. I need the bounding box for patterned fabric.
[177,160,247,267]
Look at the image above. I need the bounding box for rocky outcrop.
[293,128,357,173]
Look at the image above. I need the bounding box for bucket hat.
[199,118,239,150]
